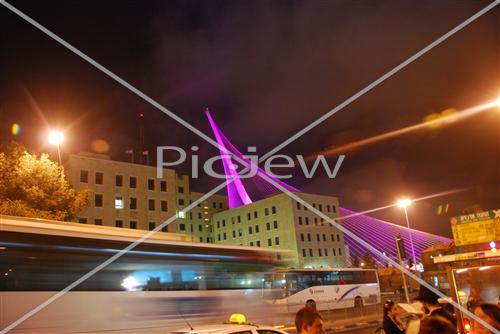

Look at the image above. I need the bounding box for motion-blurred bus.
[0,215,288,333]
[264,268,381,313]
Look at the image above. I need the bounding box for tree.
[0,142,89,221]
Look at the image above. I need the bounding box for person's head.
[472,303,500,334]
[383,300,397,318]
[295,307,324,334]
[418,315,455,334]
[414,285,440,312]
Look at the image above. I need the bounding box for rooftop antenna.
[139,112,144,164]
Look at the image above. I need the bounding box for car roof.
[172,324,286,334]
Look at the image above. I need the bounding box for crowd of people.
[293,285,500,334]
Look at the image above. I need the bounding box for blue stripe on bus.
[336,286,360,303]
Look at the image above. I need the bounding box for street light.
[396,198,417,268]
[48,130,64,165]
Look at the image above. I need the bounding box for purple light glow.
[206,109,300,209]
[340,207,451,265]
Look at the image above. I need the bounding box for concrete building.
[69,152,181,232]
[211,192,347,268]
[68,152,228,240]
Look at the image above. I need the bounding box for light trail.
[306,99,500,161]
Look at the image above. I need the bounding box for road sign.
[450,210,500,246]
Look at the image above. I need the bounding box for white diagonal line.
[1,1,498,333]
[259,0,500,162]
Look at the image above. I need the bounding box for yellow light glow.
[228,313,247,324]
[396,198,412,208]
[48,131,64,145]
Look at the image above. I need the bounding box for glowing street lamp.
[48,130,64,165]
[396,198,417,268]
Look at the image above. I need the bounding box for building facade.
[211,192,347,268]
[69,152,181,232]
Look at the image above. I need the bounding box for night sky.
[1,0,499,237]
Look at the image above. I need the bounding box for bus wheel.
[354,297,363,308]
[305,299,317,310]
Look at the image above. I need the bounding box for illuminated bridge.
[207,109,452,266]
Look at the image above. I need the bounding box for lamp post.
[48,130,64,165]
[396,198,417,269]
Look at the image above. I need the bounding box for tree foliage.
[0,142,89,221]
[361,251,378,269]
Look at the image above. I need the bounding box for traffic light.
[395,234,407,259]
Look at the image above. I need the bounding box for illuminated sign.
[450,210,500,246]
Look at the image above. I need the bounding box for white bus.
[0,215,287,333]
[264,268,381,313]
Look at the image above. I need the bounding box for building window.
[190,224,194,232]
[318,248,322,256]
[178,186,184,194]
[337,234,341,242]
[265,208,269,216]
[115,196,124,209]
[325,248,328,256]
[200,237,203,242]
[248,226,253,235]
[305,217,309,225]
[322,234,326,241]
[331,234,335,242]
[212,202,216,209]
[160,181,167,192]
[238,229,242,237]
[219,202,223,209]
[178,199,185,206]
[232,230,236,238]
[95,172,103,185]
[307,233,311,242]
[313,203,316,209]
[319,204,323,212]
[296,202,301,210]
[161,200,168,212]
[198,212,202,219]
[339,248,342,256]
[316,234,320,242]
[149,222,156,231]
[198,224,202,232]
[237,216,241,223]
[273,220,278,229]
[80,170,88,183]
[266,222,271,230]
[275,237,279,245]
[78,217,87,224]
[148,199,155,211]
[332,205,337,213]
[222,220,226,227]
[309,249,313,257]
[223,232,227,240]
[148,179,155,191]
[115,220,123,228]
[332,248,336,256]
[217,234,221,241]
[129,176,136,188]
[267,238,272,246]
[300,233,305,242]
[302,249,306,257]
[250,241,254,246]
[129,197,137,210]
[94,218,102,225]
[271,206,276,214]
[254,211,258,218]
[255,225,260,233]
[256,240,261,247]
[327,205,331,213]
[115,175,123,187]
[130,221,137,229]
[314,218,318,226]
[94,194,103,207]
[247,213,251,220]
[298,217,303,225]
[217,221,220,228]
